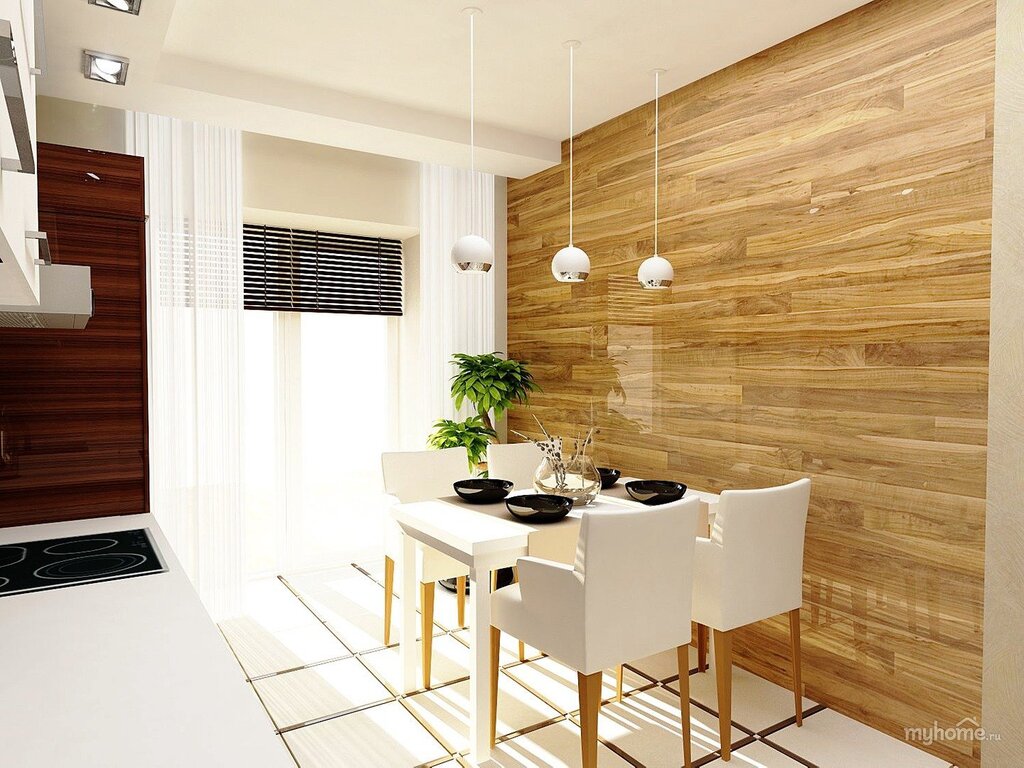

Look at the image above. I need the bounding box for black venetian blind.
[243,224,403,316]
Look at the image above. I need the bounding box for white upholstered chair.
[692,478,812,760]
[381,448,472,688]
[486,441,543,491]
[490,497,701,768]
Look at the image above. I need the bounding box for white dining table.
[390,480,718,766]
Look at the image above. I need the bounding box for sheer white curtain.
[410,164,496,444]
[127,114,245,619]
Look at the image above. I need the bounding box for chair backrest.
[576,497,700,671]
[713,478,811,624]
[486,441,542,491]
[380,447,470,503]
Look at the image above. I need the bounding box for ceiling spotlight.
[82,50,129,85]
[88,0,142,14]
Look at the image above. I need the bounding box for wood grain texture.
[0,145,148,527]
[506,1,993,765]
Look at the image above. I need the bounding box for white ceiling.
[40,0,872,177]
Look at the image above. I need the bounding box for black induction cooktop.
[0,528,166,598]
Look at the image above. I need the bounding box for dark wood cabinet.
[0,143,148,526]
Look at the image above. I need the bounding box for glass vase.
[533,454,601,506]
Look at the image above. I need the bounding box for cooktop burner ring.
[0,577,8,588]
[0,546,27,569]
[42,538,118,556]
[33,553,149,581]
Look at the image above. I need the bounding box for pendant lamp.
[451,7,494,274]
[551,40,590,283]
[638,68,673,289]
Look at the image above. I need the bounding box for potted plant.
[449,352,539,436]
[426,416,496,472]
[427,353,540,473]
[428,353,538,594]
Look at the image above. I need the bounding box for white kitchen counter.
[0,513,293,768]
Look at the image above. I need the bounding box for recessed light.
[88,0,142,14]
[82,50,130,85]
[900,187,914,195]
[808,207,820,214]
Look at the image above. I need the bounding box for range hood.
[0,263,93,329]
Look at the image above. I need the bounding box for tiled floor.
[219,563,953,768]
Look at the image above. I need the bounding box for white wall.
[242,132,419,239]
[984,0,1024,763]
[37,96,127,154]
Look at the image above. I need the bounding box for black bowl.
[625,480,687,505]
[597,467,621,489]
[505,494,573,523]
[454,478,514,504]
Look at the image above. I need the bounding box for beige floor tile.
[358,558,388,585]
[626,645,698,682]
[451,628,532,667]
[252,657,392,729]
[288,568,436,652]
[361,633,472,691]
[219,617,349,678]
[503,656,647,715]
[702,739,808,767]
[287,566,387,617]
[492,720,633,767]
[326,609,397,653]
[595,686,723,765]
[668,665,815,732]
[284,701,448,768]
[405,675,560,754]
[241,577,321,632]
[768,708,949,768]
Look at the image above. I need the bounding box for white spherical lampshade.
[451,234,494,273]
[551,245,590,282]
[637,254,673,289]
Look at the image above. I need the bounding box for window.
[243,224,403,316]
[241,224,401,574]
[243,310,393,574]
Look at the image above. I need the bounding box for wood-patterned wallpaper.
[0,145,148,527]
[506,1,993,765]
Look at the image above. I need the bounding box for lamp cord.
[470,11,475,227]
[569,43,574,246]
[654,69,659,256]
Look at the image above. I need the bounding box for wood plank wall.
[506,1,993,765]
[0,144,148,527]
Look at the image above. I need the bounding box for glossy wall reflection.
[506,1,993,766]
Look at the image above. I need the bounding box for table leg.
[400,532,418,693]
[469,563,492,764]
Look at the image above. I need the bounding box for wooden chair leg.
[490,626,501,746]
[677,645,693,768]
[713,629,733,760]
[615,665,624,702]
[789,608,803,726]
[420,582,435,690]
[456,576,466,628]
[578,671,603,768]
[383,556,394,646]
[697,623,708,672]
